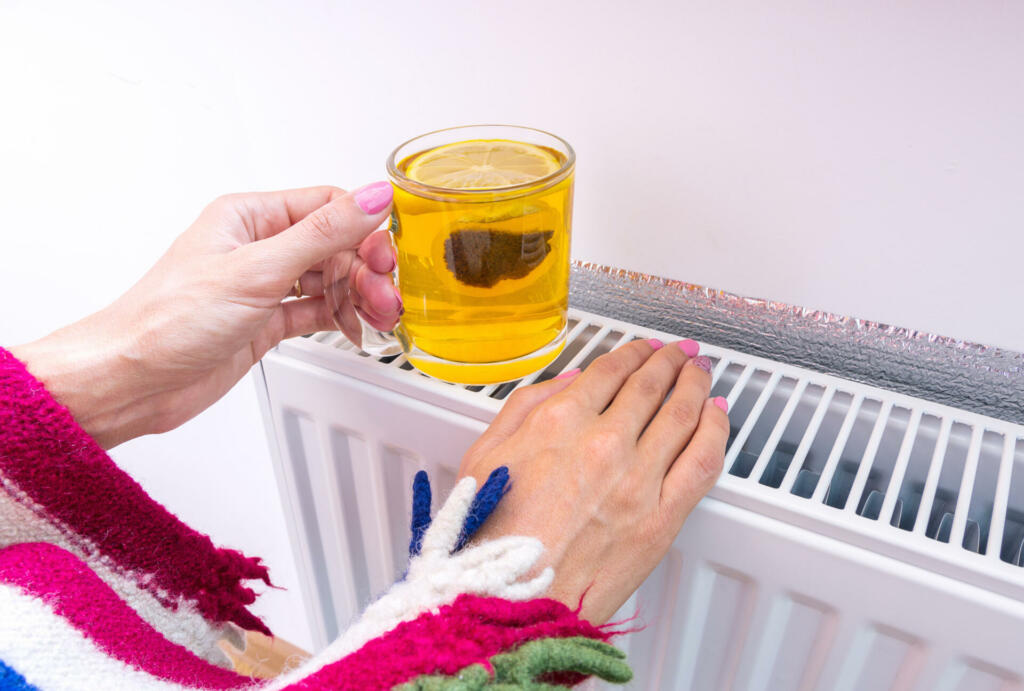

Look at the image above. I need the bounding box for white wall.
[2,0,1022,653]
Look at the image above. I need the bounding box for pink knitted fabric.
[0,347,271,634]
[281,594,609,690]
[0,542,250,688]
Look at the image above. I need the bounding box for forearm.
[10,307,160,449]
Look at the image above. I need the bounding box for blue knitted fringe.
[408,470,432,557]
[455,466,510,551]
[408,466,510,558]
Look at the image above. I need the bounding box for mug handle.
[354,317,403,357]
[322,216,404,357]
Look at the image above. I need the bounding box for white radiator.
[254,309,1024,690]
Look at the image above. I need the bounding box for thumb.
[252,181,393,282]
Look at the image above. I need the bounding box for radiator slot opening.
[788,391,856,500]
[890,414,943,530]
[759,384,827,488]
[724,370,772,477]
[709,362,746,401]
[924,423,971,542]
[962,431,1006,554]
[730,376,797,479]
[999,438,1024,565]
[823,399,882,510]
[853,406,913,520]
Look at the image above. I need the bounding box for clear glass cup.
[335,124,575,385]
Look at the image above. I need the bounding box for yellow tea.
[390,137,574,384]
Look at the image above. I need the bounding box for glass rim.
[386,124,576,198]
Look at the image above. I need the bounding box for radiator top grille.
[302,309,1024,583]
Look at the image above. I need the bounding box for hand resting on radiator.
[459,337,731,624]
[11,184,399,448]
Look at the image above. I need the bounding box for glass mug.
[329,125,575,385]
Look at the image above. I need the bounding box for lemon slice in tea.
[405,139,561,189]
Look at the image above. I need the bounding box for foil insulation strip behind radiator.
[256,307,1024,690]
[569,262,1023,426]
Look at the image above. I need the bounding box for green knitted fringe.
[395,636,633,690]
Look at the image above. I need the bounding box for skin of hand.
[11,183,400,449]
[459,338,730,624]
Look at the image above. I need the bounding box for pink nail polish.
[647,338,664,350]
[714,396,729,413]
[354,181,393,215]
[678,339,700,358]
[693,355,713,373]
[555,368,581,380]
[392,284,404,313]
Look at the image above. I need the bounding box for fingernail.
[693,355,713,373]
[678,339,700,358]
[647,338,664,350]
[714,396,729,413]
[555,368,581,380]
[354,181,393,215]
[392,284,403,313]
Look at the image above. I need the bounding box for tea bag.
[444,229,555,288]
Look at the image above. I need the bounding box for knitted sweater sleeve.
[0,346,271,665]
[0,346,632,689]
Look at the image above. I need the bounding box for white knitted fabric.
[0,584,193,691]
[266,476,553,690]
[0,473,238,667]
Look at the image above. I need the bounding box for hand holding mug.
[13,184,398,448]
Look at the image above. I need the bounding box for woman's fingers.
[660,396,730,521]
[567,339,661,413]
[637,355,715,474]
[357,228,397,274]
[328,285,364,345]
[216,186,347,242]
[295,271,324,298]
[350,259,401,331]
[277,296,336,341]
[602,339,698,438]
[245,182,393,290]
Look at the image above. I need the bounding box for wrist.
[10,309,159,449]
